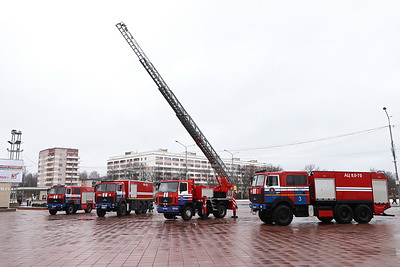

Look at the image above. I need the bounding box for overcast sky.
[1,1,400,176]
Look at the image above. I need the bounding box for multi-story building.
[37,148,80,187]
[107,149,270,197]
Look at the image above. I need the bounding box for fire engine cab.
[249,170,391,225]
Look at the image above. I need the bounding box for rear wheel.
[142,202,148,214]
[117,203,127,217]
[182,206,193,221]
[49,209,57,215]
[258,210,273,224]
[354,204,372,223]
[66,204,75,215]
[96,208,106,217]
[272,205,293,226]
[213,203,227,218]
[84,204,93,213]
[334,204,353,224]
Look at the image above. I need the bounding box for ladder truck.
[116,22,237,221]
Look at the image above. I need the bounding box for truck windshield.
[96,183,117,192]
[158,182,178,193]
[49,187,65,194]
[252,175,265,187]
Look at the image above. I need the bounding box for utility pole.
[175,140,195,179]
[383,107,400,202]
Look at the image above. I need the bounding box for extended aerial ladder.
[116,22,233,193]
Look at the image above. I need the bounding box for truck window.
[73,188,80,194]
[179,182,188,192]
[266,175,278,186]
[49,187,65,194]
[252,175,265,187]
[286,175,307,186]
[96,183,117,192]
[118,184,123,191]
[66,188,71,194]
[158,182,179,193]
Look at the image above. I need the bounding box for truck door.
[178,182,190,204]
[265,175,279,203]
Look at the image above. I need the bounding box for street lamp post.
[224,149,239,181]
[175,140,195,180]
[383,107,400,202]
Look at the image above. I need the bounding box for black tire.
[135,202,143,215]
[354,204,372,223]
[334,204,353,224]
[182,206,194,221]
[142,202,148,214]
[66,204,75,215]
[84,204,93,213]
[49,209,57,215]
[213,203,227,218]
[272,205,293,226]
[96,208,106,217]
[258,210,273,224]
[317,216,333,223]
[163,213,175,219]
[117,202,127,217]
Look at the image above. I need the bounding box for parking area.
[1,204,400,266]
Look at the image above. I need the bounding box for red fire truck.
[47,185,95,215]
[95,180,153,217]
[249,170,391,225]
[116,22,238,221]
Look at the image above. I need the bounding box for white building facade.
[37,148,80,187]
[107,149,270,192]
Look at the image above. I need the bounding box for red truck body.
[156,178,236,221]
[249,171,391,225]
[95,180,153,217]
[47,185,95,215]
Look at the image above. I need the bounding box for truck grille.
[47,198,64,204]
[159,197,172,204]
[249,194,263,203]
[96,197,114,203]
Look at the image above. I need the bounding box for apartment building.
[107,149,269,189]
[37,148,80,187]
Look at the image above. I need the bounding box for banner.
[0,159,24,183]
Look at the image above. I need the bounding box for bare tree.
[304,164,320,173]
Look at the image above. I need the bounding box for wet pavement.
[1,203,400,267]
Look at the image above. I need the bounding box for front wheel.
[84,204,93,213]
[258,210,273,224]
[117,203,127,217]
[49,209,57,215]
[96,208,106,217]
[65,204,75,215]
[182,206,193,221]
[272,205,293,226]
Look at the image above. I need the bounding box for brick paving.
[0,204,399,266]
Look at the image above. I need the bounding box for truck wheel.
[96,208,106,217]
[142,202,148,214]
[354,204,372,223]
[135,202,143,215]
[334,204,353,224]
[84,204,93,213]
[182,206,193,221]
[272,205,293,226]
[66,204,75,215]
[317,216,333,223]
[117,203,127,217]
[258,210,273,224]
[213,203,227,218]
[163,213,175,219]
[49,210,57,215]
